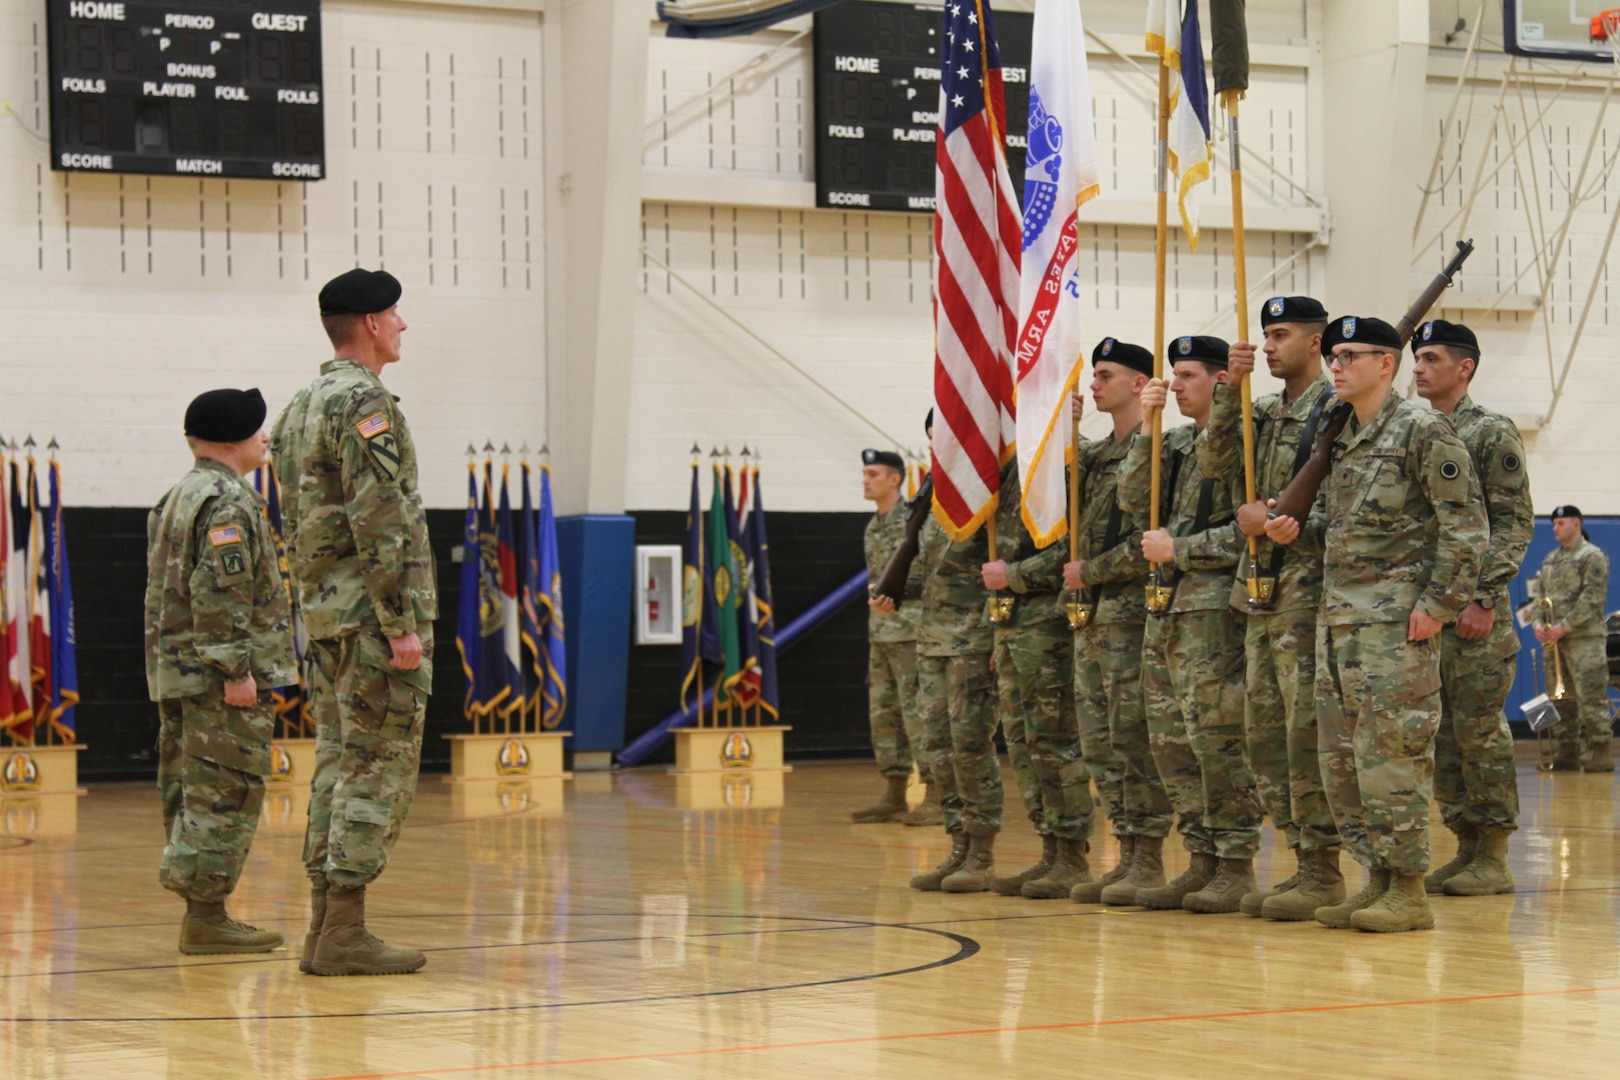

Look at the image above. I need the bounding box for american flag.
[930,0,1020,539]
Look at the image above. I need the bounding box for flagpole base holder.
[266,737,318,785]
[444,731,572,782]
[1,743,87,798]
[670,725,792,775]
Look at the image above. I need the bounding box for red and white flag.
[930,0,1021,540]
[1015,0,1101,547]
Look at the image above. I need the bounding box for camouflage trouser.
[1075,618,1171,839]
[156,697,269,903]
[991,618,1090,840]
[1553,634,1613,762]
[1316,621,1441,874]
[1244,606,1338,852]
[916,651,1003,836]
[994,635,1042,832]
[869,639,925,782]
[304,625,432,890]
[1436,631,1519,831]
[1143,609,1264,859]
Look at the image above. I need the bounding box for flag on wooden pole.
[1147,0,1214,249]
[44,458,78,742]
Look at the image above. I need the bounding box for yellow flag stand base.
[1,744,86,838]
[444,731,572,782]
[266,737,318,786]
[670,725,791,776]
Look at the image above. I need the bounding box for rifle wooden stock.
[1269,239,1476,523]
[872,476,934,608]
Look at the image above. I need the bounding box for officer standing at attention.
[145,388,296,954]
[1534,506,1613,772]
[1202,296,1346,921]
[1121,336,1266,913]
[1266,315,1486,933]
[1410,320,1533,895]
[272,268,438,976]
[1063,339,1175,905]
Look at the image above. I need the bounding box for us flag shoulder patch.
[208,526,241,547]
[356,412,391,440]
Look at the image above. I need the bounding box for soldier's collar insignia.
[1267,298,1284,317]
[1101,338,1114,355]
[1342,317,1357,339]
[1177,337,1192,355]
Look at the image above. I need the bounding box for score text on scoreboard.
[813,1,1031,214]
[46,0,325,181]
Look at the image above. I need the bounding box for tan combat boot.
[910,831,969,891]
[1552,741,1582,771]
[1351,871,1434,932]
[310,886,427,976]
[900,781,945,826]
[941,832,997,893]
[1022,836,1091,899]
[1584,744,1615,772]
[1262,847,1346,921]
[851,775,911,823]
[1423,823,1479,894]
[1070,835,1134,903]
[1442,826,1516,896]
[1184,857,1258,914]
[1240,849,1306,917]
[1137,851,1217,910]
[990,834,1056,896]
[300,882,328,973]
[179,899,285,955]
[1100,834,1166,906]
[1315,867,1390,929]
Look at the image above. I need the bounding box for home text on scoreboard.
[46,0,325,181]
[813,1,1032,214]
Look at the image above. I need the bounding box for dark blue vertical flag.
[44,460,76,742]
[680,459,708,710]
[255,466,309,733]
[531,464,566,728]
[517,462,539,715]
[724,465,761,707]
[745,466,778,719]
[455,463,483,721]
[495,467,524,723]
[455,463,511,723]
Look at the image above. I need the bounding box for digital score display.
[46,0,325,181]
[813,1,1032,213]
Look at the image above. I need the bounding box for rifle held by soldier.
[872,475,934,608]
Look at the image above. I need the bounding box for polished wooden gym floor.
[3,745,1618,1079]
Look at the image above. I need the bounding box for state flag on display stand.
[0,448,23,735]
[679,458,710,711]
[931,0,1021,540]
[495,466,524,723]
[1148,0,1214,248]
[44,459,77,741]
[3,453,30,738]
[725,466,761,707]
[1015,0,1102,547]
[706,465,742,704]
[455,463,511,723]
[26,457,48,741]
[744,465,779,719]
[528,462,566,728]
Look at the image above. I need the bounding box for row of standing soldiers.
[860,298,1608,934]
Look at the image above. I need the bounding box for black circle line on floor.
[0,913,980,1022]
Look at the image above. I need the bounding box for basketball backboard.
[1505,0,1620,63]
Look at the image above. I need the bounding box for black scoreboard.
[812,1,1031,213]
[46,0,325,181]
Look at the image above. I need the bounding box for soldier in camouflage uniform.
[272,268,438,976]
[1120,336,1265,913]
[856,448,933,823]
[1266,315,1487,933]
[983,464,1092,899]
[1535,505,1613,772]
[1411,320,1533,896]
[1063,340,1174,905]
[1202,296,1345,921]
[146,388,295,955]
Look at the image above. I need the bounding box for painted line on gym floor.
[303,982,1620,1078]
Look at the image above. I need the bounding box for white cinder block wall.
[2,0,1617,513]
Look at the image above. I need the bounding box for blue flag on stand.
[724,466,761,707]
[456,463,512,722]
[745,466,778,718]
[680,459,711,710]
[495,467,524,723]
[530,464,566,728]
[44,460,77,742]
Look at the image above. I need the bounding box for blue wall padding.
[1506,517,1618,724]
[556,514,636,752]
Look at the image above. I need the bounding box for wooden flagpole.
[1147,55,1171,610]
[1225,90,1262,602]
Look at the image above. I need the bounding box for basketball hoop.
[1590,8,1620,67]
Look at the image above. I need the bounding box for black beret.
[1169,334,1230,367]
[924,407,935,434]
[1093,337,1154,378]
[318,268,403,316]
[1550,505,1584,520]
[1260,295,1329,327]
[185,388,267,443]
[863,448,905,471]
[1320,315,1345,358]
[1330,315,1402,353]
[1412,318,1480,356]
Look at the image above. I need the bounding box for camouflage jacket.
[1440,395,1534,665]
[144,457,298,701]
[1539,539,1610,639]
[271,358,438,641]
[1297,393,1485,626]
[993,463,1068,629]
[1075,427,1151,626]
[917,515,993,657]
[1119,424,1242,614]
[865,499,920,642]
[1201,373,1333,614]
